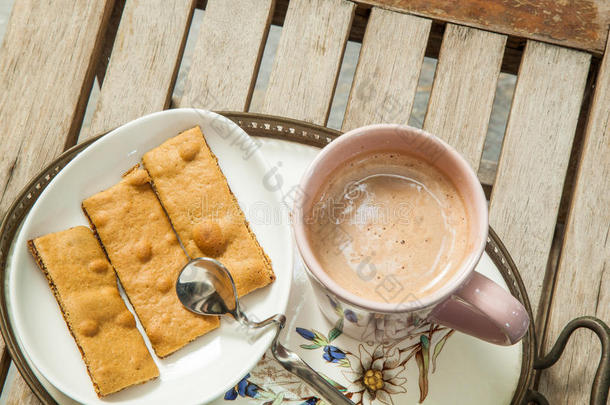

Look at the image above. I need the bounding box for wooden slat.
[0,1,116,401]
[423,24,505,171]
[341,7,430,131]
[179,0,275,111]
[81,0,195,141]
[489,41,590,319]
[351,0,610,55]
[261,0,355,125]
[538,38,609,405]
[5,374,41,405]
[0,0,114,214]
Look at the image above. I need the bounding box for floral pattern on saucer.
[223,318,454,404]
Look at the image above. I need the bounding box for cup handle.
[428,272,529,345]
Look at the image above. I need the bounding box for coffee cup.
[292,124,529,345]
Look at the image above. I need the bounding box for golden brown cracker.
[28,226,158,397]
[142,127,274,297]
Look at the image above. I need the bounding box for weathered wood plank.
[179,0,275,111]
[538,38,609,405]
[350,0,610,55]
[341,8,430,131]
[553,59,599,227]
[5,373,41,405]
[261,0,355,125]
[488,41,590,319]
[0,0,114,214]
[0,1,116,400]
[82,0,195,141]
[423,24,505,171]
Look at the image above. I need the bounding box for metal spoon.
[176,257,354,405]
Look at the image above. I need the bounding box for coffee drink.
[295,125,528,346]
[305,151,470,303]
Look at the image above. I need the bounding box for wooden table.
[0,0,608,403]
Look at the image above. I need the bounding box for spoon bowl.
[176,258,237,317]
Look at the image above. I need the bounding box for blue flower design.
[224,389,237,400]
[301,398,319,405]
[246,383,258,397]
[224,373,259,400]
[296,327,315,340]
[344,309,358,323]
[323,345,346,363]
[237,377,248,396]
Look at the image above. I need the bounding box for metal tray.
[0,112,607,405]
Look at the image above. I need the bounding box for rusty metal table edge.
[0,111,606,405]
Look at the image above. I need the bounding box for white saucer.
[207,138,522,405]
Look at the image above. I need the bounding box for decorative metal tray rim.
[0,111,606,405]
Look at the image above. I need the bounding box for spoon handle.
[272,341,355,405]
[238,313,354,403]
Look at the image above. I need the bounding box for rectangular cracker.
[28,226,158,397]
[142,126,275,297]
[82,168,219,357]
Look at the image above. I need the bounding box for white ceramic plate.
[5,109,293,405]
